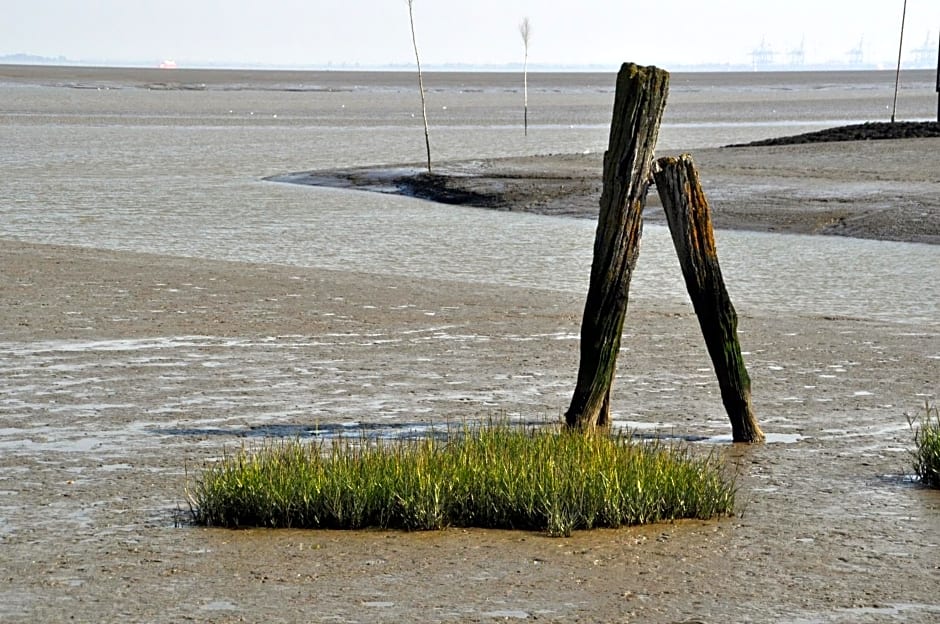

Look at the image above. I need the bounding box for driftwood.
[564,63,669,431]
[653,154,765,443]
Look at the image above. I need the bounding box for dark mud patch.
[727,121,940,146]
[395,169,602,218]
[394,172,507,208]
[267,155,603,219]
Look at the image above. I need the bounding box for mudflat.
[276,134,940,245]
[1,136,939,623]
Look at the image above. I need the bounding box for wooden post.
[652,154,765,443]
[565,63,669,432]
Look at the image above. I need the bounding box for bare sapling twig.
[407,0,432,173]
[891,0,908,123]
[519,17,531,136]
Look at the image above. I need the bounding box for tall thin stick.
[519,17,531,136]
[891,0,908,123]
[407,0,432,173]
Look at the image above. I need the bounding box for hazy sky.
[2,0,938,69]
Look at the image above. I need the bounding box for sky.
[2,0,938,70]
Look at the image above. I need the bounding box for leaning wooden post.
[565,63,669,432]
[652,154,765,443]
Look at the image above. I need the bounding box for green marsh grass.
[909,401,940,488]
[187,422,736,536]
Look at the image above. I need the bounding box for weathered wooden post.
[565,63,669,432]
[652,154,764,443]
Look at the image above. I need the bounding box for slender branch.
[891,0,907,123]
[407,0,432,173]
[519,17,531,136]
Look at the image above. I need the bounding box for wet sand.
[1,137,939,622]
[272,135,940,245]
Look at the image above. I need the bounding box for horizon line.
[2,53,936,74]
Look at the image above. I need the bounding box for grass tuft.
[187,421,736,536]
[908,400,940,488]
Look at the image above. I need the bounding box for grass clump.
[187,422,735,536]
[908,400,940,488]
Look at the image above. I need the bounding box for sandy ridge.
[269,128,940,245]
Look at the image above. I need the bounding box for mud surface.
[271,134,940,245]
[4,64,940,622]
[1,236,938,623]
[3,130,940,623]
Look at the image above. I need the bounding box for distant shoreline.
[1,62,936,90]
[3,58,939,73]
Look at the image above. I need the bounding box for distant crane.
[788,37,806,67]
[750,38,775,70]
[848,37,865,65]
[912,31,935,68]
